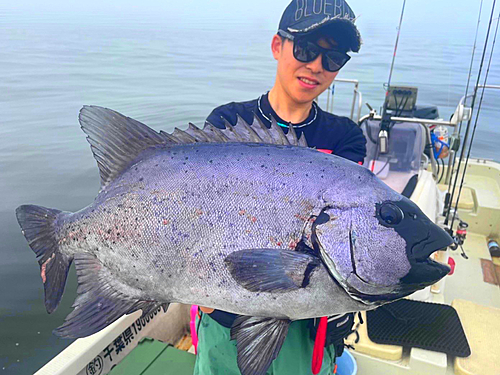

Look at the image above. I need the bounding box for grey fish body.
[58,142,377,319]
[17,106,453,375]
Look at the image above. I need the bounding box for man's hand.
[199,306,214,314]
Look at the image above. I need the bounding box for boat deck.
[108,338,195,375]
[444,232,500,307]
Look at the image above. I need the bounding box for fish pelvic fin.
[231,316,291,375]
[16,205,72,314]
[79,106,308,189]
[54,253,166,338]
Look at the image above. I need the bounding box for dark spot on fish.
[107,229,112,234]
[209,160,213,163]
[135,167,138,171]
[139,177,144,182]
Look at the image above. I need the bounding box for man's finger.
[199,306,215,314]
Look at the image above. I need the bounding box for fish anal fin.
[54,253,164,338]
[231,316,290,375]
[224,249,320,293]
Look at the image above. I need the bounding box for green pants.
[193,313,336,375]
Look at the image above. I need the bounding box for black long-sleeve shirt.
[207,92,366,163]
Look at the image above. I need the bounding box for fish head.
[312,193,453,305]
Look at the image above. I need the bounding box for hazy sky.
[4,0,495,30]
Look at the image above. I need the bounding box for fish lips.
[375,198,453,288]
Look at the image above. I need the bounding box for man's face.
[272,34,341,105]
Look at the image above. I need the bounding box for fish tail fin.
[16,204,72,314]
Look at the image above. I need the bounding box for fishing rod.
[445,0,498,228]
[377,0,407,155]
[450,10,500,233]
[446,0,485,197]
[457,0,484,138]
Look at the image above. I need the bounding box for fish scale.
[16,105,453,375]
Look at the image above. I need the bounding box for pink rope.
[190,305,199,354]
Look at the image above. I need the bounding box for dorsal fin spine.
[79,106,309,190]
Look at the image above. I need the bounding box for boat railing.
[323,78,363,122]
[453,84,500,137]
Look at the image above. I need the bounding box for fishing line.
[371,0,407,174]
[446,0,485,208]
[458,0,485,137]
[450,9,500,231]
[385,0,407,104]
[445,0,497,226]
[445,0,483,210]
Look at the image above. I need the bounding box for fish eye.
[379,203,404,226]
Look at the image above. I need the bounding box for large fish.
[16,106,452,375]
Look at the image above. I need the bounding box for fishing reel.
[447,220,469,259]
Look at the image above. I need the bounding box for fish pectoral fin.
[231,316,291,375]
[54,253,166,338]
[224,249,320,293]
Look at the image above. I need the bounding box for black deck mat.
[366,299,471,357]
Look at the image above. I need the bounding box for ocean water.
[1,2,499,373]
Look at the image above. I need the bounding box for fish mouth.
[319,220,452,306]
[343,230,450,305]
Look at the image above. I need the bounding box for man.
[195,1,366,374]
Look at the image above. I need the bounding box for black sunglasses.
[278,30,351,73]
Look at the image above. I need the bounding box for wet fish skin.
[52,142,372,318]
[16,106,452,375]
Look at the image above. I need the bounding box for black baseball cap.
[278,0,361,52]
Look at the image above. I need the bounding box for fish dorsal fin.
[185,123,211,142]
[172,127,197,144]
[234,114,264,143]
[285,123,299,145]
[79,106,309,189]
[250,115,275,144]
[158,130,181,144]
[79,106,168,189]
[270,117,290,145]
[298,132,308,147]
[222,118,245,142]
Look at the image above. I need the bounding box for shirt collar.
[258,92,319,129]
